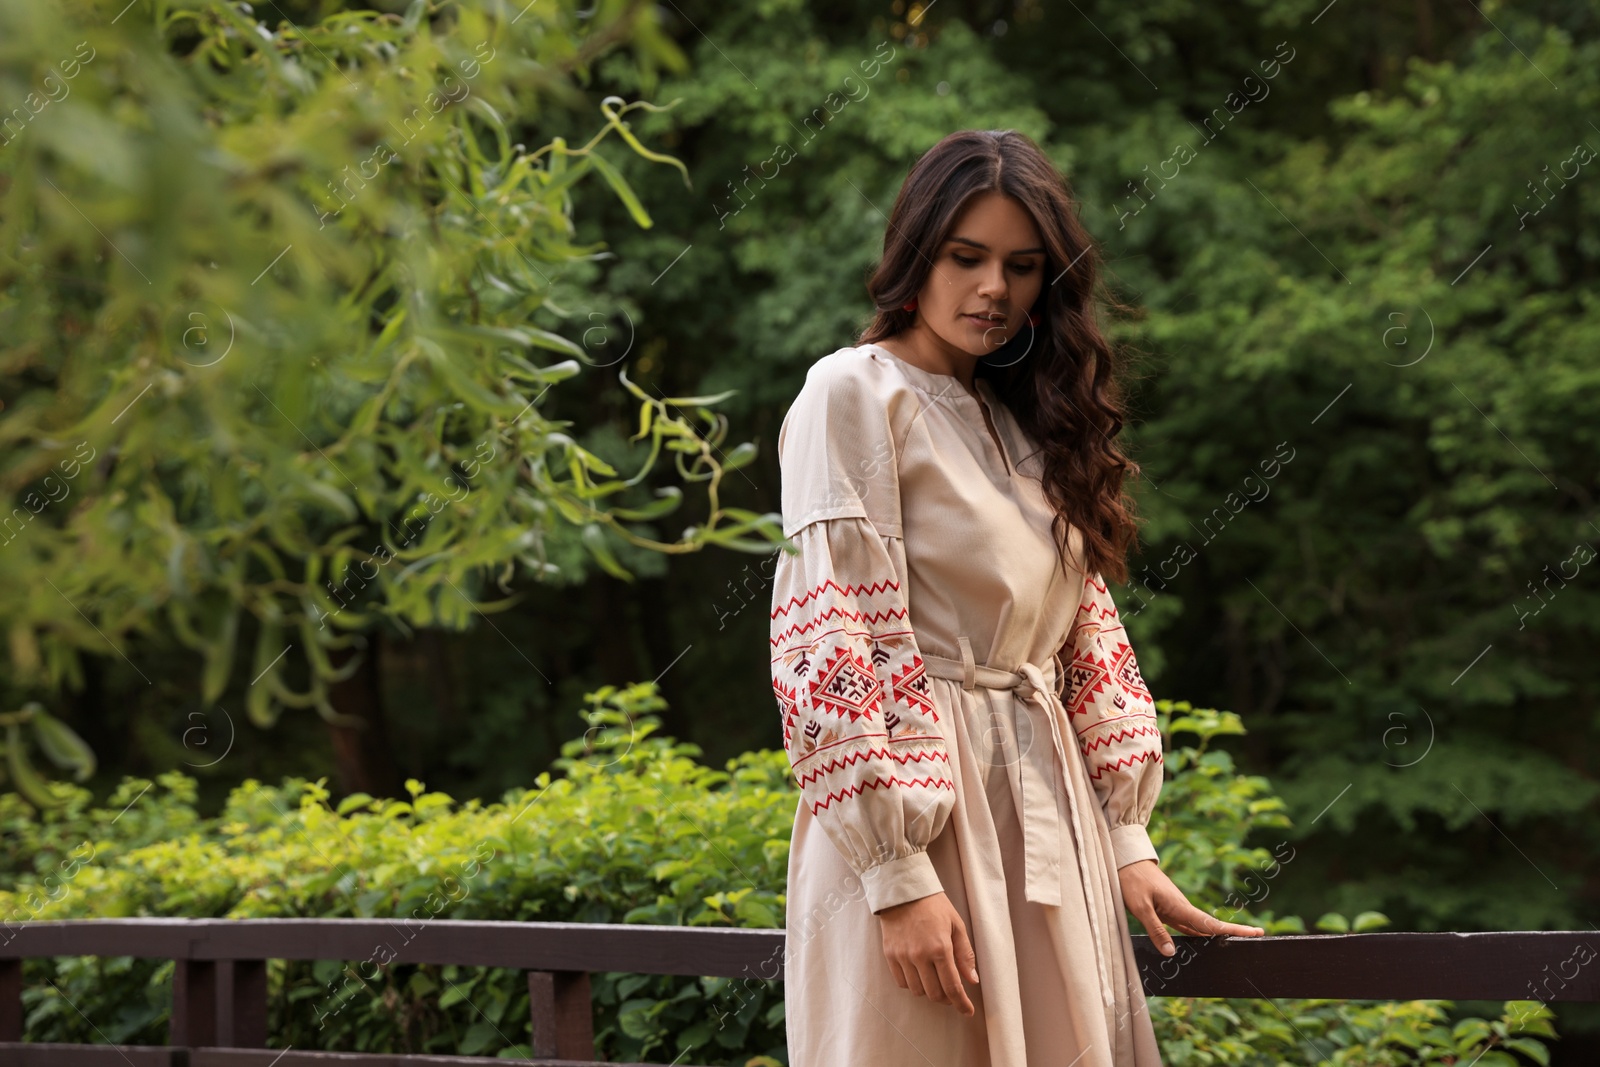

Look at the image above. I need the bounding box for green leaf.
[337,792,376,815]
[29,707,97,781]
[4,723,73,809]
[720,441,758,471]
[586,149,652,228]
[1501,1036,1551,1064]
[1314,912,1349,933]
[581,523,633,581]
[439,978,475,1009]
[201,605,241,706]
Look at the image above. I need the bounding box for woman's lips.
[964,314,1004,328]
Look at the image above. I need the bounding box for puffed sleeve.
[1060,571,1165,870]
[768,357,956,915]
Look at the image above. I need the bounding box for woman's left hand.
[1117,859,1266,956]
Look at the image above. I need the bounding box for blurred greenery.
[0,0,775,798]
[0,689,1561,1064]
[2,0,1598,1059]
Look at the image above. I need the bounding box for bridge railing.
[1,919,1594,1065]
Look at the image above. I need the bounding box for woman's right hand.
[877,891,979,1016]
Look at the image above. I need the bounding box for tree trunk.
[325,633,404,799]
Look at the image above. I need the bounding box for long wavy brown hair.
[857,129,1145,585]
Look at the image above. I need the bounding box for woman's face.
[913,190,1047,355]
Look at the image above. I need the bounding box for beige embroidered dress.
[768,343,1167,1066]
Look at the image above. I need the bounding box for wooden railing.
[1,919,1596,1065]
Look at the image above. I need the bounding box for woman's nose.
[978,263,1008,298]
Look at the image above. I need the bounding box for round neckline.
[859,342,989,404]
[860,341,1027,478]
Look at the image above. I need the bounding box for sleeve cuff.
[1109,822,1159,870]
[860,849,944,914]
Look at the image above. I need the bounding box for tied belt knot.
[919,634,1116,1010]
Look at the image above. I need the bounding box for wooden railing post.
[528,969,594,1060]
[215,959,268,1047]
[169,959,215,1047]
[0,958,20,1042]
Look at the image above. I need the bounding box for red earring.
[1027,310,1042,327]
[902,298,918,312]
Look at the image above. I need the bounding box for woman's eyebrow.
[946,235,1047,255]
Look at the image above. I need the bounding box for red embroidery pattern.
[809,645,880,724]
[771,562,954,818]
[886,653,937,722]
[770,577,910,649]
[1065,573,1165,784]
[793,744,955,815]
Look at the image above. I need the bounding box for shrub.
[0,687,1557,1064]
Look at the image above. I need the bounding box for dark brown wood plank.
[1133,932,1600,1001]
[0,957,21,1042]
[189,1052,708,1066]
[0,919,201,960]
[217,958,269,1048]
[3,920,1598,1005]
[0,1049,702,1067]
[0,920,786,978]
[552,971,593,1061]
[527,970,596,1060]
[171,958,217,1047]
[527,970,557,1058]
[0,1043,179,1065]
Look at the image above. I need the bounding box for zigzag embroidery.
[772,577,907,621]
[1079,723,1164,754]
[807,775,957,815]
[794,743,951,786]
[1074,609,1120,633]
[1073,712,1159,738]
[1085,748,1163,781]
[787,729,947,764]
[1073,576,1134,653]
[770,606,913,650]
[1083,573,1119,601]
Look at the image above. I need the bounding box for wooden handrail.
[0,919,1595,1065]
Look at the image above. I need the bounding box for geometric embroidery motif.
[1110,643,1150,700]
[889,652,938,723]
[769,559,958,830]
[1064,653,1111,719]
[1062,573,1166,789]
[809,643,881,724]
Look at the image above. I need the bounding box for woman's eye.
[952,253,1038,273]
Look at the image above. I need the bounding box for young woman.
[768,129,1264,1066]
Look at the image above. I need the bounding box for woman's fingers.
[933,949,975,1016]
[1192,915,1267,938]
[917,958,951,1006]
[902,958,930,999]
[890,943,977,1016]
[951,915,980,986]
[878,893,982,1015]
[1164,896,1266,938]
[1117,862,1268,961]
[1133,902,1177,956]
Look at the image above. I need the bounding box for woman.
[767,129,1264,1066]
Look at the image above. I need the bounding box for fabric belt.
[920,634,1116,1010]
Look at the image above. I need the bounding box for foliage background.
[0,694,1564,1064]
[2,0,1597,1061]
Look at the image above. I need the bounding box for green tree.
[602,0,1600,942]
[0,0,779,800]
